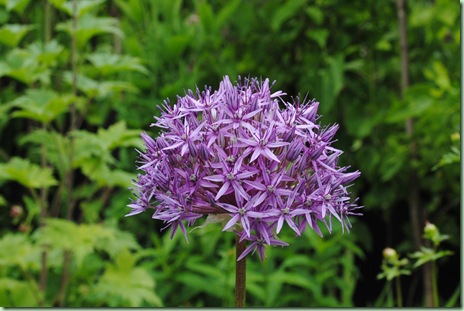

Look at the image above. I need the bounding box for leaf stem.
[395,276,403,307]
[432,261,439,307]
[56,250,72,307]
[235,235,246,307]
[56,1,78,307]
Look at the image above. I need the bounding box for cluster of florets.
[127,76,361,261]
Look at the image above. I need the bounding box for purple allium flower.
[127,76,362,261]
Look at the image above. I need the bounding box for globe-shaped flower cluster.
[127,76,362,261]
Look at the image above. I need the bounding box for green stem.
[395,277,403,307]
[235,235,246,307]
[56,250,72,307]
[432,261,439,307]
[44,0,51,43]
[21,265,44,305]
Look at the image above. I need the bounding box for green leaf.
[433,146,460,170]
[27,40,65,67]
[10,89,74,124]
[47,0,66,10]
[34,218,79,249]
[0,195,6,206]
[0,277,39,307]
[424,61,451,92]
[305,6,324,25]
[175,272,225,299]
[71,122,141,187]
[95,227,140,259]
[86,52,148,75]
[2,0,31,14]
[0,233,41,270]
[60,0,106,18]
[216,0,241,28]
[96,121,142,150]
[0,157,57,188]
[19,129,72,179]
[410,5,434,27]
[195,0,214,32]
[410,247,453,268]
[444,286,461,307]
[271,0,307,32]
[0,101,14,125]
[0,24,34,47]
[319,54,345,115]
[56,15,123,49]
[0,48,49,85]
[34,218,118,268]
[306,28,329,48]
[63,72,138,98]
[386,84,434,123]
[91,249,163,307]
[164,35,192,59]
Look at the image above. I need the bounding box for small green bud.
[383,247,397,260]
[424,221,438,236]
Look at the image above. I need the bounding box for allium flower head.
[128,76,362,261]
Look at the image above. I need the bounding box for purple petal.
[204,174,225,182]
[276,216,284,234]
[215,182,231,200]
[237,241,257,262]
[222,214,241,231]
[261,148,280,162]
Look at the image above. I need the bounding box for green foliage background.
[0,0,459,307]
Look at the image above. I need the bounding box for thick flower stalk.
[127,76,362,261]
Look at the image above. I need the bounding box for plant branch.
[44,0,52,42]
[56,2,78,307]
[432,261,439,307]
[21,265,44,306]
[39,126,49,303]
[56,250,72,307]
[395,0,432,306]
[395,277,403,307]
[235,235,246,307]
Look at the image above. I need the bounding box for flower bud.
[211,108,217,121]
[340,171,361,184]
[10,205,23,218]
[156,135,169,150]
[217,131,225,148]
[309,143,325,161]
[141,132,157,152]
[282,126,296,143]
[320,124,339,143]
[383,247,397,260]
[198,143,211,161]
[305,101,319,122]
[286,141,303,162]
[187,139,198,158]
[249,95,259,112]
[424,221,438,236]
[19,223,30,232]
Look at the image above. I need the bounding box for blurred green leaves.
[0,157,57,189]
[86,53,148,76]
[0,0,153,307]
[0,0,31,14]
[57,15,123,49]
[10,89,74,124]
[0,24,34,47]
[91,249,163,307]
